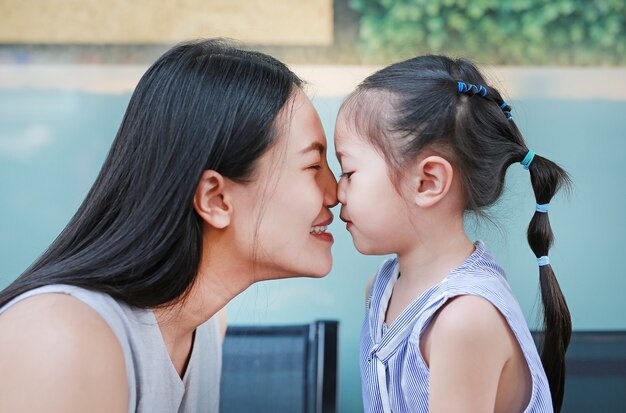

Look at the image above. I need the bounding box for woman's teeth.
[310,225,328,234]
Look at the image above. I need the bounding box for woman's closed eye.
[340,171,354,180]
[308,163,322,171]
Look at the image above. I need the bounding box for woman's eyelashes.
[340,171,354,180]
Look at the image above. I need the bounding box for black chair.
[532,331,626,412]
[220,320,338,413]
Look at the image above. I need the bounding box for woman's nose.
[321,164,338,208]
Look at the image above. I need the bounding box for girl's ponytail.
[524,152,572,412]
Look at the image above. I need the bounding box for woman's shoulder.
[0,292,127,356]
[0,292,129,412]
[1,284,124,313]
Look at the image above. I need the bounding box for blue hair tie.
[457,81,487,97]
[457,81,507,117]
[535,203,549,213]
[521,150,535,170]
[537,256,550,266]
[499,101,513,121]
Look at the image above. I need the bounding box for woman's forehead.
[283,90,327,152]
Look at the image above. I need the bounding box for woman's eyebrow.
[299,142,325,155]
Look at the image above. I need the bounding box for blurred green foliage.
[348,0,626,65]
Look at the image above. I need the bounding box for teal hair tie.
[536,203,549,213]
[537,256,550,266]
[521,150,535,170]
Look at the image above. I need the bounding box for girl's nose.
[336,176,346,205]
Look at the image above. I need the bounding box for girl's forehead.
[335,91,388,142]
[335,111,371,148]
[335,105,363,137]
[334,126,373,163]
[334,120,357,149]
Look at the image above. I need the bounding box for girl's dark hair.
[0,39,302,309]
[343,55,571,411]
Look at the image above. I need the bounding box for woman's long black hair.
[0,39,302,309]
[343,55,571,412]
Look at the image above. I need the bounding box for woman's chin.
[294,246,333,278]
[300,254,333,279]
[304,257,333,278]
[256,257,332,281]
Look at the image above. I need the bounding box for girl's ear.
[193,170,233,229]
[413,155,454,208]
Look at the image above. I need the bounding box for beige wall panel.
[2,64,625,101]
[0,0,333,45]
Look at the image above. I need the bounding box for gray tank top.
[0,284,221,413]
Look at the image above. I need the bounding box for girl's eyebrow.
[335,150,348,163]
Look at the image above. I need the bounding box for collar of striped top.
[368,241,487,362]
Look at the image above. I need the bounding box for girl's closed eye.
[308,163,322,171]
[341,171,354,180]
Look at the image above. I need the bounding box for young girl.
[335,56,571,413]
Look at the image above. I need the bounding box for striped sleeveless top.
[360,241,553,413]
[0,284,222,413]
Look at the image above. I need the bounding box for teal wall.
[1,89,625,412]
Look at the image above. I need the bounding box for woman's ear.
[193,170,232,229]
[413,155,454,208]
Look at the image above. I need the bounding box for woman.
[0,39,337,413]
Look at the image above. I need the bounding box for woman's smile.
[310,216,334,243]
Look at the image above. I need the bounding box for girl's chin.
[353,240,384,256]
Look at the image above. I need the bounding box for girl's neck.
[396,224,475,293]
[384,221,474,328]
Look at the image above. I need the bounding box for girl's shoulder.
[420,294,523,409]
[423,294,516,353]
